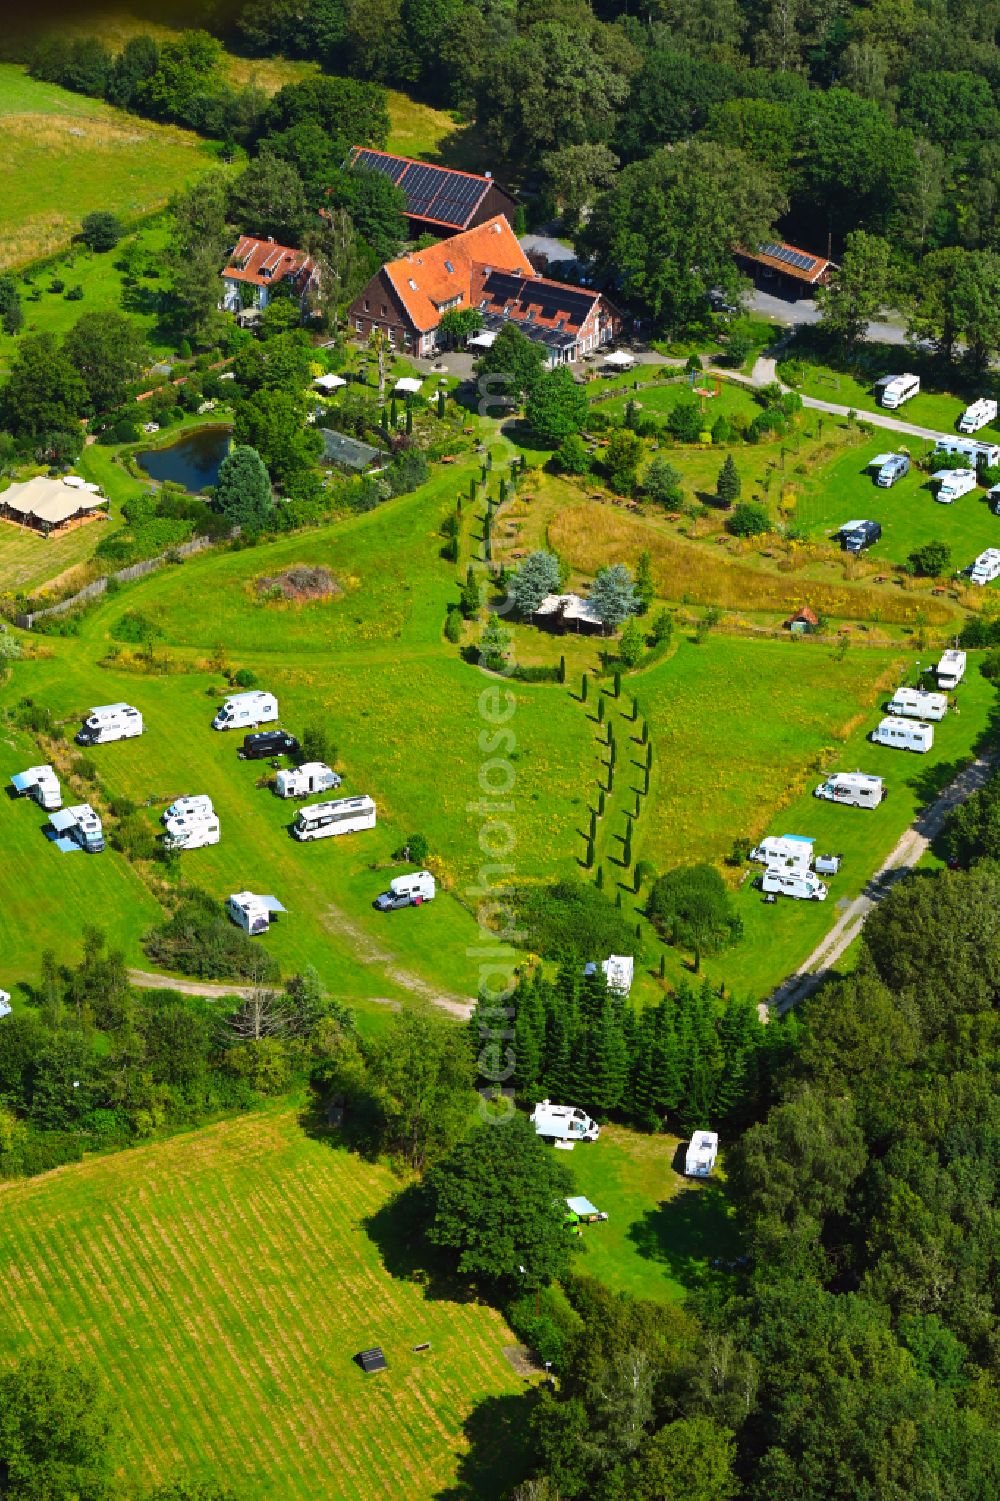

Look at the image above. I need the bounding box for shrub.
[444,607,463,643]
[300,722,334,765]
[109,609,162,645]
[554,433,591,474]
[727,502,770,537]
[647,863,743,953]
[908,540,952,578]
[512,879,640,960]
[144,888,280,983]
[666,399,703,444]
[393,832,429,864]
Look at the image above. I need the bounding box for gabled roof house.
[348,148,516,237]
[221,236,319,315]
[348,216,620,363]
[735,240,837,296]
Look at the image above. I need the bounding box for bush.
[100,418,139,445]
[647,864,743,953]
[300,722,334,765]
[444,607,463,643]
[110,609,162,645]
[64,284,84,301]
[908,540,952,578]
[553,433,591,474]
[144,888,280,983]
[727,502,770,537]
[13,698,53,733]
[393,832,429,864]
[512,879,640,961]
[231,668,258,689]
[666,399,703,444]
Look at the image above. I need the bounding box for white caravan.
[887,686,948,721]
[226,891,287,935]
[875,373,920,408]
[0,990,10,1020]
[749,834,814,870]
[76,703,143,746]
[933,436,1000,468]
[959,397,998,433]
[530,1099,600,1146]
[762,866,828,901]
[685,1130,719,1177]
[212,690,278,731]
[814,772,885,808]
[374,869,436,910]
[163,815,220,852]
[870,452,909,487]
[936,649,966,689]
[969,548,1000,586]
[48,804,105,853]
[583,955,635,994]
[162,794,214,823]
[292,794,377,841]
[10,765,61,812]
[933,468,977,504]
[274,762,342,799]
[871,716,934,753]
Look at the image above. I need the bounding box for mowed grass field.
[0,1108,527,1501]
[0,65,221,270]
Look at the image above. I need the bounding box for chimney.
[485,170,492,179]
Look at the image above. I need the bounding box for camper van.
[292,794,377,841]
[933,468,978,504]
[274,762,341,799]
[10,765,61,812]
[685,1131,719,1177]
[163,815,220,852]
[749,834,814,870]
[762,866,828,901]
[871,452,909,487]
[212,691,278,732]
[969,548,1000,586]
[76,703,143,746]
[814,772,885,808]
[226,892,286,935]
[163,794,213,823]
[49,804,105,853]
[871,716,934,753]
[934,436,1000,469]
[374,870,436,911]
[936,650,966,690]
[530,1099,600,1145]
[875,373,920,408]
[0,991,11,1020]
[839,519,882,553]
[887,686,948,721]
[959,397,998,433]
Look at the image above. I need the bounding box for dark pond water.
[136,426,232,493]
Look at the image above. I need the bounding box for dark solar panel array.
[402,162,445,217]
[431,174,486,226]
[351,151,491,227]
[759,242,818,272]
[354,149,408,185]
[482,271,595,324]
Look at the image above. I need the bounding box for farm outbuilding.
[783,606,819,634]
[532,593,605,635]
[320,430,388,475]
[1,476,107,535]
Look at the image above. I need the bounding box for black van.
[840,519,882,553]
[238,729,299,761]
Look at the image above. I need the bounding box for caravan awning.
[566,1196,600,1218]
[48,809,77,833]
[10,772,35,793]
[258,896,287,913]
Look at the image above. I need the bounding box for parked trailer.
[226,892,286,935]
[274,762,342,799]
[875,373,920,408]
[530,1099,600,1145]
[959,397,998,433]
[0,990,10,1020]
[163,815,220,852]
[814,772,885,808]
[839,518,882,553]
[374,869,436,910]
[749,834,814,870]
[685,1131,719,1177]
[933,436,1000,468]
[936,649,966,690]
[10,765,61,812]
[76,703,143,746]
[163,794,213,823]
[933,468,978,503]
[870,452,910,487]
[48,804,105,853]
[887,686,948,721]
[292,794,377,841]
[871,715,934,753]
[969,548,1000,586]
[212,691,278,731]
[762,866,828,901]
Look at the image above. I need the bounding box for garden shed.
[321,430,388,475]
[783,606,819,634]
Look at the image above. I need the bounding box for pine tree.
[641,720,649,745]
[405,400,413,435]
[581,673,588,702]
[589,997,629,1115]
[469,476,476,501]
[631,694,640,721]
[595,863,604,889]
[437,390,445,419]
[585,836,594,868]
[598,789,606,817]
[558,655,566,684]
[716,453,741,508]
[659,953,666,979]
[590,810,598,841]
[390,396,398,428]
[615,889,622,909]
[613,670,621,697]
[646,743,653,770]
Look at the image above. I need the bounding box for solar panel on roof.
[400,162,444,217]
[429,173,486,226]
[758,241,818,272]
[354,149,408,185]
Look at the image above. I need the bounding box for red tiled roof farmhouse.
[224,236,317,293]
[383,216,534,332]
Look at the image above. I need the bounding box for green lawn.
[0,65,222,270]
[0,1108,527,1501]
[783,344,998,440]
[571,1125,741,1303]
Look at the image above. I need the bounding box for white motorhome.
[762,866,828,901]
[685,1130,719,1177]
[871,715,934,753]
[887,686,948,721]
[933,468,977,504]
[530,1099,600,1146]
[292,794,377,841]
[274,762,342,799]
[870,452,909,487]
[48,804,105,853]
[0,990,10,1020]
[936,649,966,690]
[959,397,998,433]
[749,834,814,870]
[163,794,214,823]
[212,691,278,731]
[163,815,220,851]
[76,703,143,746]
[374,870,436,910]
[969,548,1000,586]
[226,891,286,935]
[934,436,1000,469]
[10,765,61,812]
[583,955,635,994]
[875,373,920,408]
[814,772,885,808]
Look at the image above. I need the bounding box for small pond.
[136,426,232,493]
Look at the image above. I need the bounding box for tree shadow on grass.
[362,1181,476,1303]
[434,1390,539,1501]
[627,1179,744,1293]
